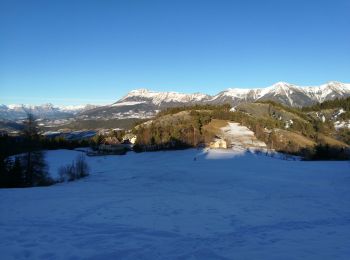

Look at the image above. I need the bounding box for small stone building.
[123,134,137,144]
[209,138,227,149]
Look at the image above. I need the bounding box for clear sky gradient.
[1,0,350,105]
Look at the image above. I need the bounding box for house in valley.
[93,136,126,155]
[103,136,120,145]
[209,137,228,149]
[122,133,137,144]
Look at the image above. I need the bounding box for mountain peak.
[270,81,293,88]
[130,89,151,95]
[326,81,342,85]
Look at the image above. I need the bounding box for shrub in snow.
[75,154,90,178]
[58,164,76,182]
[58,154,90,182]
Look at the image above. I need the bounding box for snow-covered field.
[1,149,350,259]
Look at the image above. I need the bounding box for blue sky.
[1,0,350,105]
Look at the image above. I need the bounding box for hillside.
[302,97,350,132]
[133,101,349,159]
[238,100,350,146]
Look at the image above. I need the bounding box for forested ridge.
[133,99,350,159]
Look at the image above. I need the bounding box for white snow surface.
[120,89,210,105]
[334,120,350,129]
[1,149,350,259]
[111,101,146,107]
[241,81,349,104]
[221,122,267,148]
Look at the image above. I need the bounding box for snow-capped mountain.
[1,81,349,121]
[115,81,350,107]
[211,81,350,107]
[76,90,210,120]
[79,81,350,120]
[0,103,99,120]
[118,89,211,105]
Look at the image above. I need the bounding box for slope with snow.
[220,122,267,149]
[334,120,350,130]
[0,149,349,259]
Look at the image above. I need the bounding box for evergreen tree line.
[134,118,203,152]
[302,97,350,121]
[0,114,91,188]
[0,114,53,188]
[156,104,232,118]
[302,97,350,112]
[0,151,52,188]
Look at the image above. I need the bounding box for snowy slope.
[221,122,267,149]
[1,149,349,259]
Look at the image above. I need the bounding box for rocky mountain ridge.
[2,81,349,121]
[81,81,350,120]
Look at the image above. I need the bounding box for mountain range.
[1,81,350,121]
[0,104,97,120]
[79,81,350,120]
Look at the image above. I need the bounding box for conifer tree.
[0,156,11,188]
[21,113,51,186]
[10,157,24,187]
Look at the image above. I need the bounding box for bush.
[58,164,76,182]
[58,154,90,182]
[75,154,90,178]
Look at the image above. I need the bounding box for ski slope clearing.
[1,149,350,259]
[221,122,267,149]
